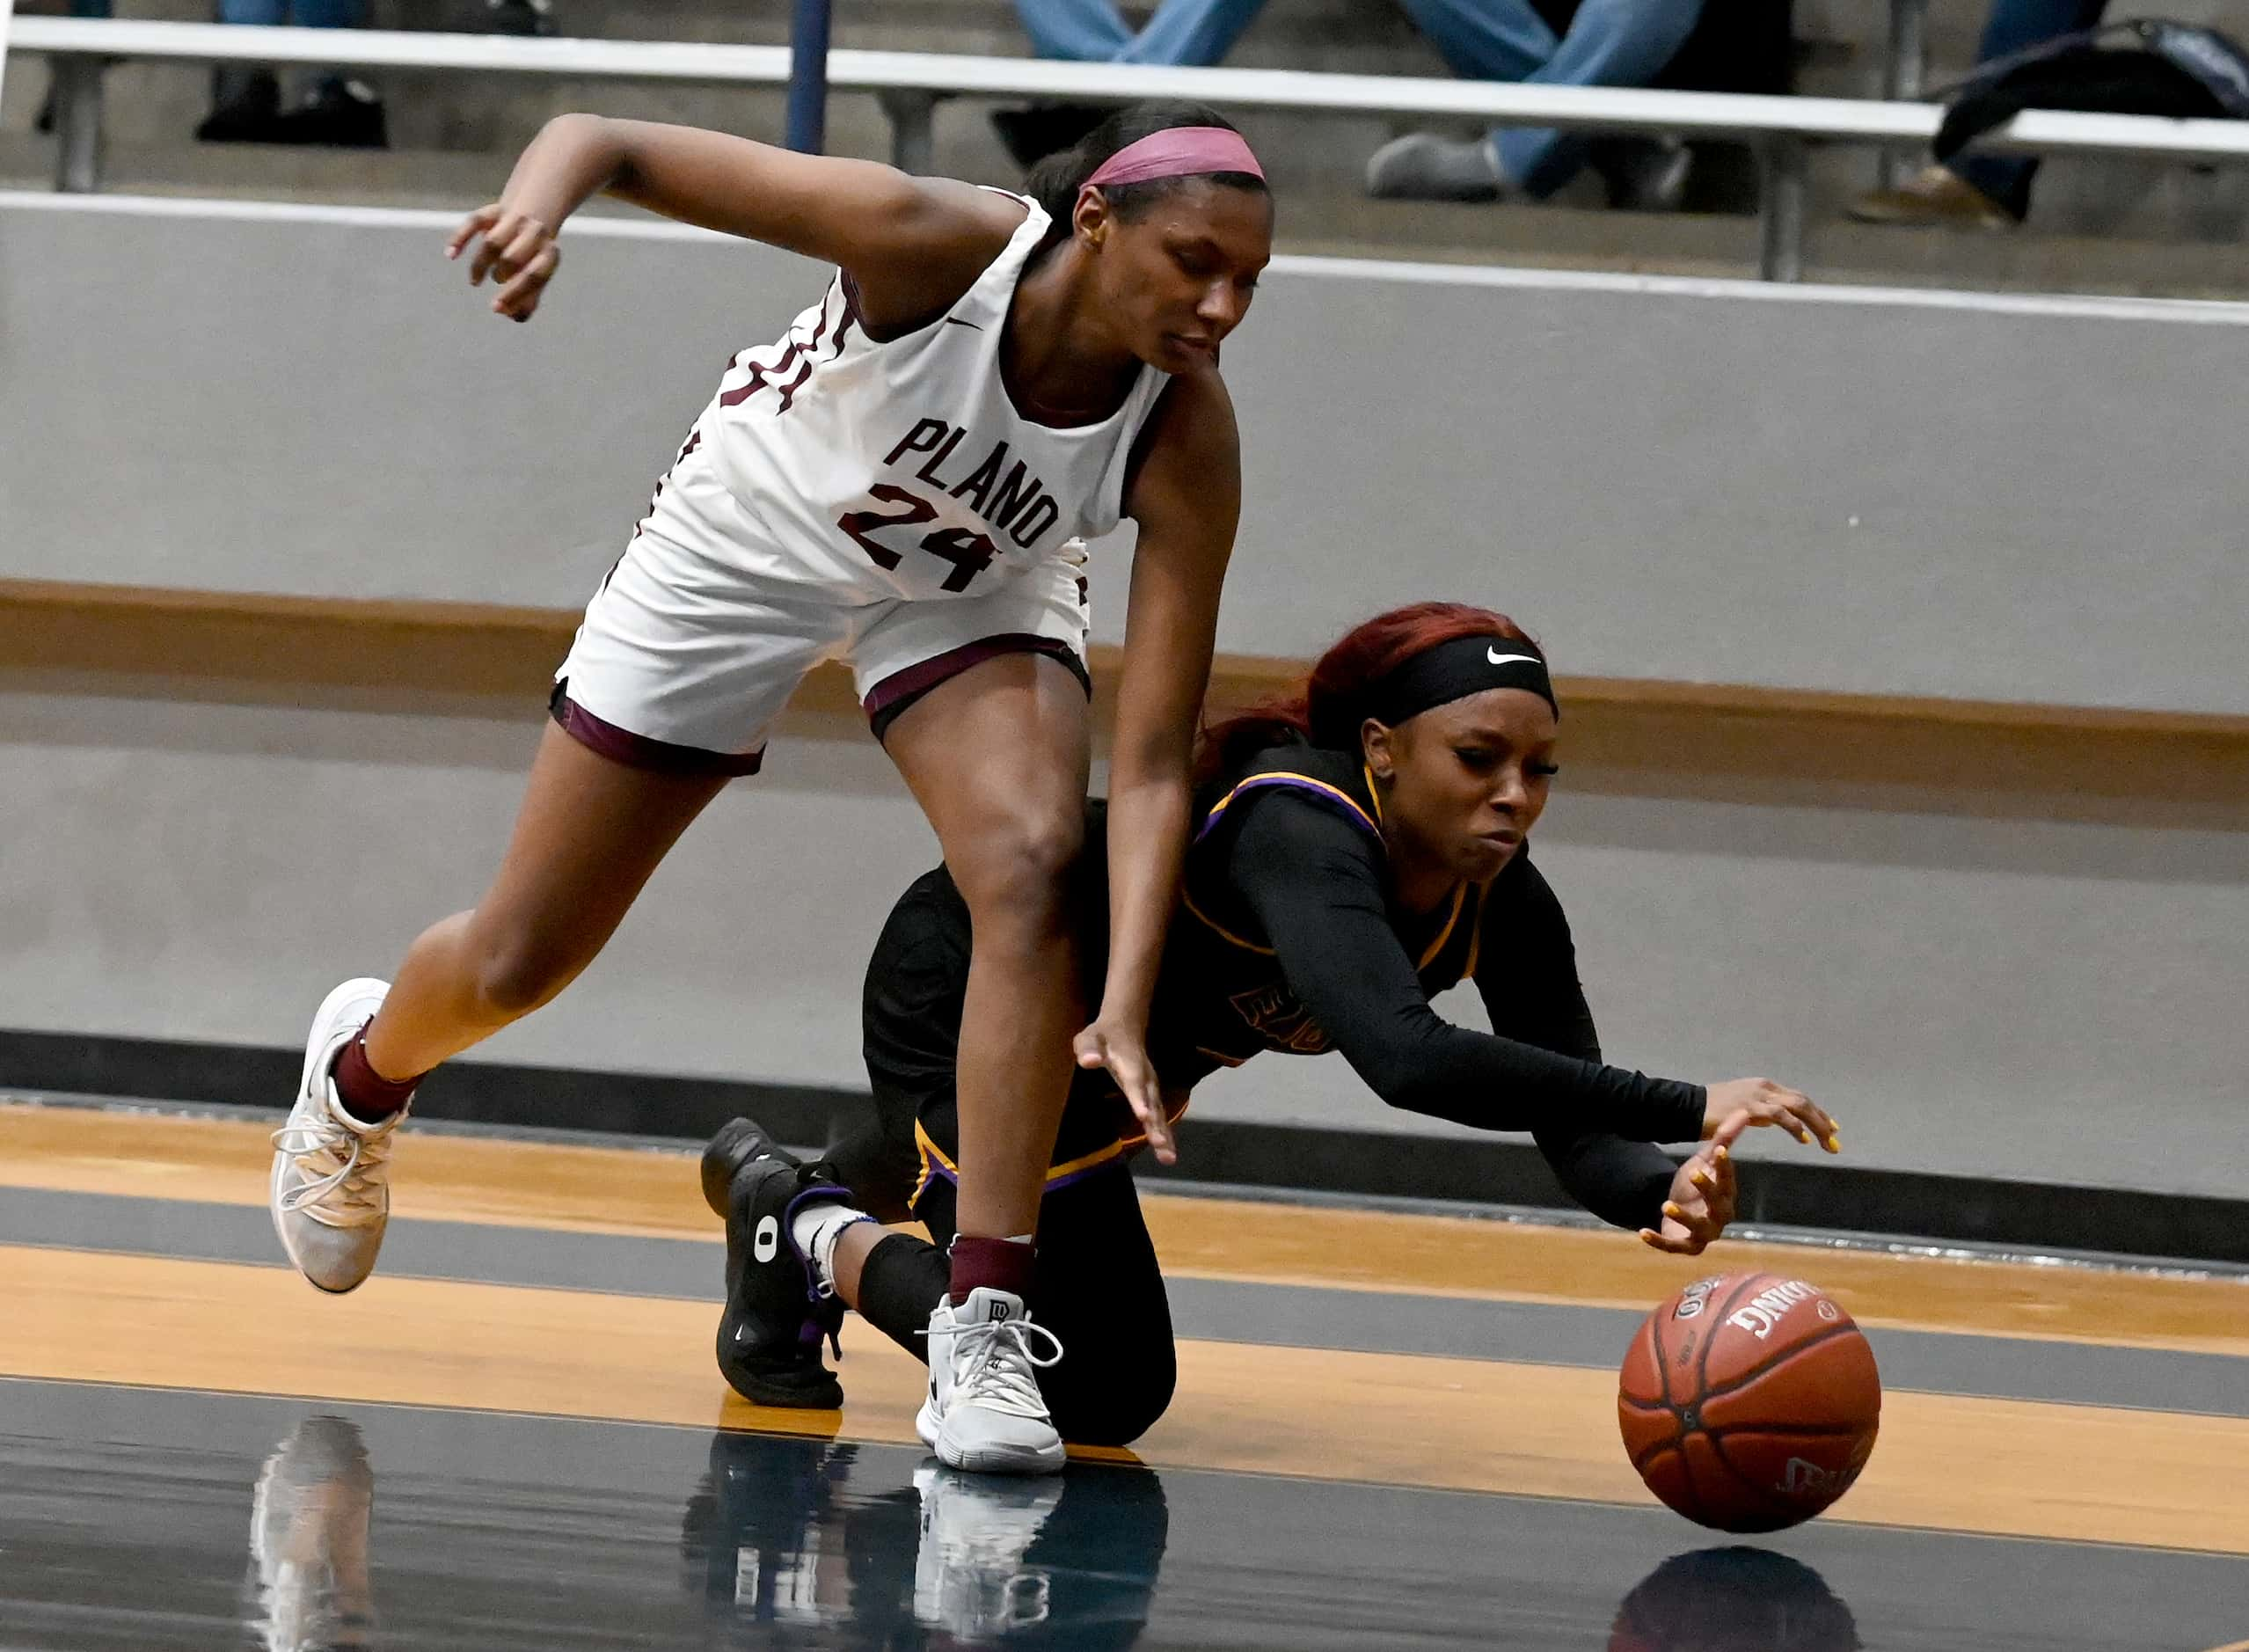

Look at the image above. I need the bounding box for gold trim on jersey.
[1199,772,1379,839]
[909,1102,1188,1201]
[1189,858,1471,975]
[1182,888,1275,955]
[1417,882,1469,970]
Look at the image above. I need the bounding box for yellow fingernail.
[1663,1202,1683,1217]
[1827,1133,1841,1151]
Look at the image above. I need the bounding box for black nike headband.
[1362,635,1559,727]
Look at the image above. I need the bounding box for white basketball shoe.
[916,1288,1066,1476]
[910,1460,1062,1637]
[270,979,405,1294]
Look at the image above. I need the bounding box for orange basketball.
[1617,1271,1880,1533]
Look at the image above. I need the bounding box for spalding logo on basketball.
[1617,1271,1880,1533]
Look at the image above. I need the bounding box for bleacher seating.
[4,0,2247,295]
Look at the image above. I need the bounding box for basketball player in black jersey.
[703,603,1840,1457]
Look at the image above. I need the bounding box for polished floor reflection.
[4,1102,2247,1649]
[6,1381,2247,1650]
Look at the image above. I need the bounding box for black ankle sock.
[855,1233,952,1360]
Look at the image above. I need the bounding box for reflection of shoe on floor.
[196,69,282,143]
[990,102,1108,170]
[1365,132,1507,202]
[1848,164,2017,230]
[270,979,405,1295]
[483,0,555,35]
[1591,135,1691,212]
[679,1431,856,1621]
[250,1416,376,1652]
[707,1117,855,1408]
[912,1461,1064,1639]
[270,79,389,150]
[918,1288,1066,1476]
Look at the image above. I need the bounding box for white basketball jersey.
[699,193,1172,601]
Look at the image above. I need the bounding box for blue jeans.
[1398,0,1707,196]
[1950,0,2107,218]
[219,0,366,26]
[1012,0,1271,67]
[1017,0,1703,196]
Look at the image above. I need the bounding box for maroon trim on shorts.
[548,683,764,778]
[861,635,1091,734]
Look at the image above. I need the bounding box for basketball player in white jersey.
[268,102,1272,1473]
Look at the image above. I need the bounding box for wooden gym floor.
[4,1098,2245,1649]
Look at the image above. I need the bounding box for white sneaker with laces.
[916,1288,1066,1476]
[910,1459,1062,1636]
[270,978,405,1294]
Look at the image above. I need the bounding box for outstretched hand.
[1075,1019,1176,1166]
[1640,1080,1843,1255]
[445,203,560,322]
[1639,1142,1739,1256]
[1701,1077,1838,1155]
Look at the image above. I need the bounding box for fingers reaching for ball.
[1639,1145,1738,1255]
[1701,1077,1840,1156]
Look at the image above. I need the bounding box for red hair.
[1196,602,1543,784]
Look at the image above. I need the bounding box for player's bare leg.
[367,723,730,1075]
[272,723,728,1294]
[882,651,1089,1473]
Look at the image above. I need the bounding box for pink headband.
[1083,127,1266,191]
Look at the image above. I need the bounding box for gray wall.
[4,196,2245,1197]
[6,194,2249,712]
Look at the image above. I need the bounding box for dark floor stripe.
[5,1029,2247,1266]
[5,1186,2245,1420]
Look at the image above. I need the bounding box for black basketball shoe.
[706,1117,854,1409]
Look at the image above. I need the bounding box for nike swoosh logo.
[944,317,984,331]
[1486,649,1543,668]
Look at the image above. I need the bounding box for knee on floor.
[1052,1350,1178,1449]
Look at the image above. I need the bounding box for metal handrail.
[14,16,2249,281]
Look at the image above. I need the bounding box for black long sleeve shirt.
[1153,753,1703,1231]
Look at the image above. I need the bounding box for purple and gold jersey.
[1154,744,1487,1081]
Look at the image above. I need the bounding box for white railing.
[14,15,2249,281]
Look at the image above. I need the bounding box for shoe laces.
[926,1315,1064,1421]
[273,1107,393,1221]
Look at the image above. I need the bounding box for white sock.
[791,1201,873,1292]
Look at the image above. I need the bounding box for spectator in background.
[991,0,1272,165]
[1014,0,1270,68]
[198,0,387,149]
[1850,0,2107,228]
[1364,0,1706,205]
[993,0,1713,208]
[28,0,113,136]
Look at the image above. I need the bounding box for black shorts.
[839,859,1181,1448]
[850,862,1143,1224]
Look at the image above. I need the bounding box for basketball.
[1617,1272,1881,1533]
